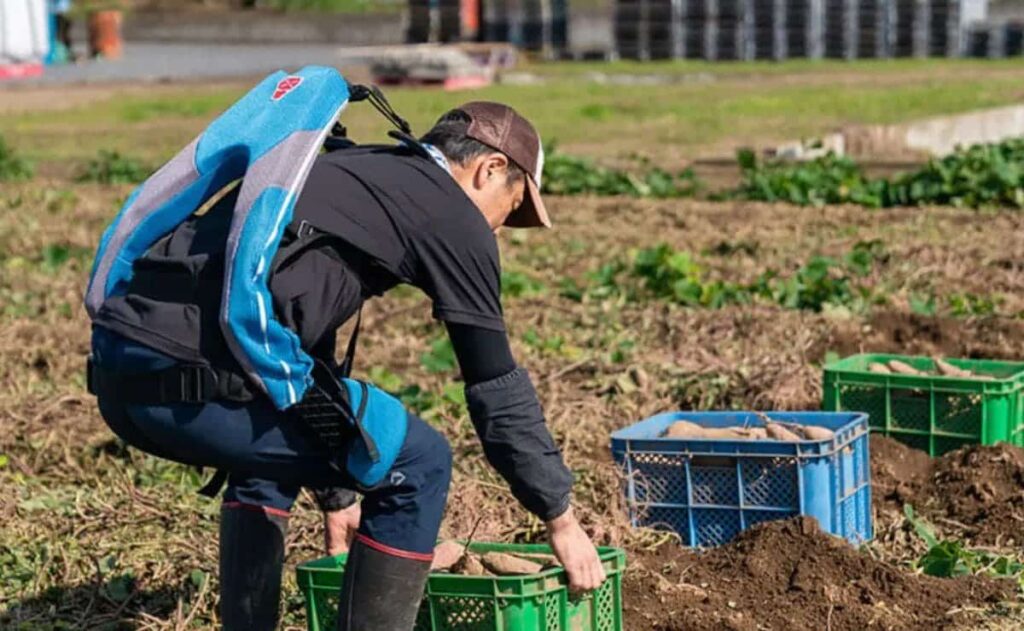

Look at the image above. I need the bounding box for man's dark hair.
[420,110,525,185]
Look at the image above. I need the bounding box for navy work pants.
[91,328,452,557]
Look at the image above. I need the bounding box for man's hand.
[324,502,361,556]
[546,507,605,593]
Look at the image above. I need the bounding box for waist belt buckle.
[181,366,217,403]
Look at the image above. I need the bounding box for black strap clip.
[177,366,218,404]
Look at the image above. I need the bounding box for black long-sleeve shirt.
[97,144,573,520]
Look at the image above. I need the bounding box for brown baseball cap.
[456,101,550,228]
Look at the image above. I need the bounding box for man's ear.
[474,152,510,188]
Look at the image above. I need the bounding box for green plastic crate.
[296,542,626,631]
[822,353,1024,455]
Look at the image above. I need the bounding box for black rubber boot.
[336,537,431,631]
[219,505,288,631]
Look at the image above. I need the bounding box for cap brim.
[504,177,551,229]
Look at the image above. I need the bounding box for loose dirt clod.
[872,435,1024,546]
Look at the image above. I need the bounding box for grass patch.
[6,59,1024,167]
[0,137,34,182]
[77,150,150,185]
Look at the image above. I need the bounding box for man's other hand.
[324,502,361,556]
[546,507,606,593]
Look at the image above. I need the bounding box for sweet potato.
[700,427,756,439]
[663,420,705,438]
[887,360,922,376]
[480,552,543,576]
[868,363,891,374]
[453,553,489,576]
[431,540,466,571]
[509,552,560,567]
[765,421,803,442]
[745,427,769,440]
[934,357,972,378]
[799,425,835,441]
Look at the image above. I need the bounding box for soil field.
[3,180,1024,629]
[4,65,1024,629]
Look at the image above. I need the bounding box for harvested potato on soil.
[868,363,892,374]
[480,552,544,576]
[887,359,923,376]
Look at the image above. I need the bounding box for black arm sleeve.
[446,322,516,385]
[453,324,573,521]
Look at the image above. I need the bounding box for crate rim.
[297,541,626,593]
[610,410,868,459]
[824,352,1024,392]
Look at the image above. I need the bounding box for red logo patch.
[271,76,303,101]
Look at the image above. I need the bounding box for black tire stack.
[855,0,894,57]
[615,0,685,59]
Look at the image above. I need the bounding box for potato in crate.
[610,411,871,547]
[823,353,1024,455]
[296,542,626,631]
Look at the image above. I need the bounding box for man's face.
[450,152,526,233]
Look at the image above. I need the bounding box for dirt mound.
[826,312,1024,361]
[870,434,935,506]
[623,517,1011,631]
[871,436,1024,546]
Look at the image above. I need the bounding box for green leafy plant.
[577,242,885,313]
[947,292,1001,317]
[905,505,1024,590]
[732,149,885,208]
[542,148,699,198]
[884,139,1024,208]
[0,136,34,182]
[419,336,457,374]
[731,139,1024,209]
[77,150,149,185]
[501,270,546,298]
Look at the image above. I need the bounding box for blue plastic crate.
[610,411,872,547]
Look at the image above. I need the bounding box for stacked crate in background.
[612,0,1005,59]
[892,0,929,56]
[856,0,894,57]
[717,0,752,59]
[615,0,684,59]
[410,0,568,55]
[749,0,787,59]
[787,0,824,58]
[823,0,857,58]
[930,0,962,55]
